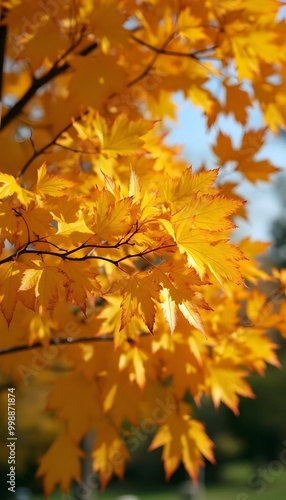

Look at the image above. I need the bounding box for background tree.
[0,0,286,497]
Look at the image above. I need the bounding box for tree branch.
[0,334,142,356]
[18,117,78,176]
[0,39,98,131]
[0,24,7,106]
[0,333,150,357]
[18,34,175,175]
[16,34,218,176]
[131,35,218,60]
[0,237,176,268]
[127,32,175,88]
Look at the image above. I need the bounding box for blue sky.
[165,1,286,243]
[166,93,286,242]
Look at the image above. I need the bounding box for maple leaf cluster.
[0,0,286,496]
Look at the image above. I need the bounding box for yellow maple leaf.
[34,163,75,198]
[69,54,126,109]
[234,327,280,375]
[19,259,67,314]
[238,238,271,282]
[178,8,206,43]
[152,262,208,333]
[89,0,129,52]
[119,345,149,388]
[92,192,135,242]
[149,405,214,481]
[206,358,255,414]
[219,183,247,219]
[0,201,20,246]
[237,159,279,182]
[212,131,238,166]
[92,420,130,489]
[21,19,68,70]
[60,260,101,312]
[172,194,243,232]
[0,172,34,205]
[173,224,244,284]
[160,334,205,400]
[17,202,56,248]
[225,84,251,125]
[36,430,84,496]
[165,168,219,210]
[129,168,141,203]
[101,113,153,157]
[101,371,142,426]
[110,271,161,332]
[0,261,26,325]
[47,372,101,442]
[0,303,40,380]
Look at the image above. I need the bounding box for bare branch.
[127,33,175,87]
[131,35,218,60]
[18,118,78,176]
[0,332,150,357]
[0,24,7,104]
[0,234,176,267]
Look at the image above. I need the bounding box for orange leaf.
[36,430,84,497]
[110,272,161,333]
[207,358,255,414]
[149,405,214,481]
[225,84,251,124]
[92,421,130,489]
[47,372,101,442]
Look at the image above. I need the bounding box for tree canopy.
[1,0,286,497]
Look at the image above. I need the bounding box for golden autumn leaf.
[174,228,244,284]
[206,358,255,414]
[165,168,219,210]
[69,54,126,109]
[100,114,154,157]
[224,84,252,125]
[172,194,243,232]
[0,0,285,495]
[0,173,34,205]
[20,20,68,70]
[60,260,101,311]
[92,420,130,489]
[36,430,84,496]
[152,262,208,334]
[19,259,67,314]
[46,372,101,442]
[213,129,280,182]
[149,406,215,481]
[212,132,238,166]
[119,345,149,388]
[101,371,142,427]
[92,194,135,242]
[160,334,205,400]
[178,8,207,43]
[236,159,279,183]
[0,260,35,324]
[111,272,160,333]
[34,163,76,198]
[89,0,129,51]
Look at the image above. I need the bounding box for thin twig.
[131,35,218,60]
[0,239,176,266]
[127,32,175,87]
